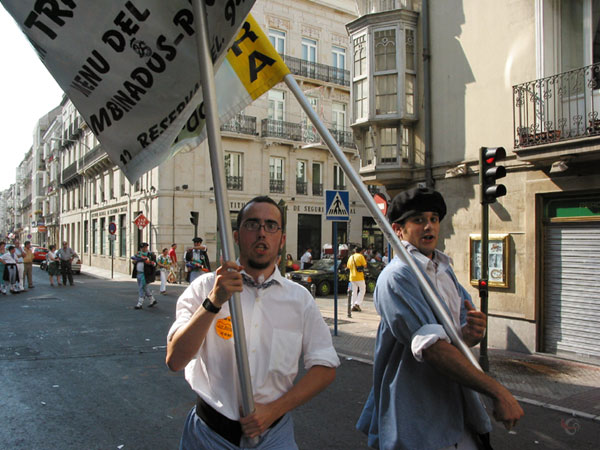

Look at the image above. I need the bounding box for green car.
[285,258,384,297]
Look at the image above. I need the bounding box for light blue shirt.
[356,254,491,450]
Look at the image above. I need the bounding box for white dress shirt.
[402,241,465,362]
[168,266,340,420]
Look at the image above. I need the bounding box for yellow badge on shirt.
[215,317,233,340]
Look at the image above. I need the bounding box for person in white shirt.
[2,245,20,294]
[167,196,339,449]
[300,248,312,269]
[13,239,25,291]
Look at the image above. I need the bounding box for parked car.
[39,253,82,274]
[32,246,49,264]
[286,258,384,297]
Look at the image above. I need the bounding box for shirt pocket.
[269,329,302,375]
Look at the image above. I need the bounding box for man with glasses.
[167,196,339,449]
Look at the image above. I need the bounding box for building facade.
[347,0,600,362]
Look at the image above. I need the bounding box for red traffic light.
[480,147,507,204]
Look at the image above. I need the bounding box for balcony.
[296,180,308,195]
[226,176,243,191]
[333,183,347,191]
[261,119,302,141]
[329,128,356,149]
[513,63,600,162]
[282,54,350,87]
[221,114,257,136]
[61,161,78,185]
[269,179,285,193]
[312,183,323,196]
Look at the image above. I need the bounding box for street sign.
[108,234,117,241]
[325,190,350,221]
[373,193,388,216]
[133,214,149,230]
[108,222,117,235]
[38,226,47,233]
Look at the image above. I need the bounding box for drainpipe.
[422,0,434,187]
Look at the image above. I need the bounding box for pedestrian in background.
[2,245,20,293]
[347,246,367,312]
[22,241,35,289]
[300,247,312,269]
[46,245,61,286]
[0,242,7,294]
[57,241,77,286]
[157,248,172,295]
[13,239,25,292]
[131,242,157,310]
[357,187,523,449]
[168,243,179,283]
[185,237,211,283]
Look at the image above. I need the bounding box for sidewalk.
[81,265,600,422]
[315,294,600,422]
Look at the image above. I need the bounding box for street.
[1,269,598,449]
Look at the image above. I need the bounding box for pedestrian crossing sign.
[325,190,350,221]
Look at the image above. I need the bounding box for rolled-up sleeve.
[301,292,340,370]
[410,324,451,362]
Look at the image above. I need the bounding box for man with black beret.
[357,187,523,449]
[185,237,211,283]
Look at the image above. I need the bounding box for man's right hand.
[208,261,244,308]
[492,386,524,430]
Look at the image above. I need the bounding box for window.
[120,172,125,197]
[380,127,398,163]
[84,220,89,253]
[225,152,243,190]
[100,217,105,255]
[108,171,114,199]
[332,46,346,83]
[301,96,319,142]
[405,28,416,115]
[312,162,323,196]
[119,214,127,257]
[361,129,375,167]
[333,165,345,190]
[268,29,286,54]
[302,38,317,62]
[353,34,368,120]
[374,29,398,115]
[332,102,347,130]
[296,160,308,195]
[92,219,98,254]
[99,177,105,202]
[268,90,285,121]
[269,157,285,193]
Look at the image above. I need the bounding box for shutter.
[543,222,600,359]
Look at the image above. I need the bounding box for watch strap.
[202,298,221,314]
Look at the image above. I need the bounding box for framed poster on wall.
[469,233,510,288]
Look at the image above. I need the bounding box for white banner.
[1,0,255,182]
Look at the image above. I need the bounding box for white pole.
[192,0,257,430]
[284,74,482,370]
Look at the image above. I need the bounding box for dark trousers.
[61,261,74,286]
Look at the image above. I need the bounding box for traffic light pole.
[479,202,490,372]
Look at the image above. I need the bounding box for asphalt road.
[1,269,598,449]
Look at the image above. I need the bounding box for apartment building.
[347,0,600,361]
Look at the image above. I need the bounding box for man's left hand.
[462,300,487,346]
[239,403,280,439]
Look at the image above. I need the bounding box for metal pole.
[479,193,490,372]
[192,0,257,430]
[111,239,114,279]
[285,74,482,370]
[333,221,338,336]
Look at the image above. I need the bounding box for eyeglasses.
[241,220,282,233]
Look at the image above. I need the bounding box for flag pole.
[192,0,257,426]
[285,74,482,371]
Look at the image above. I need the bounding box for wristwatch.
[202,298,221,314]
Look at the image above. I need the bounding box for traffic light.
[479,147,507,204]
[190,211,199,226]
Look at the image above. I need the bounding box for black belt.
[195,397,282,446]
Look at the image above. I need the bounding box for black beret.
[192,237,203,243]
[139,242,149,249]
[387,187,447,224]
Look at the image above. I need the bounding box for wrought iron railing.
[312,183,323,196]
[513,63,600,148]
[334,183,347,191]
[61,161,78,183]
[226,176,243,190]
[296,180,308,195]
[261,119,302,141]
[269,179,285,193]
[221,114,257,135]
[329,128,356,148]
[81,144,105,167]
[282,54,350,86]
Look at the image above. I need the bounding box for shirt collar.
[401,240,452,272]
[238,260,284,288]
